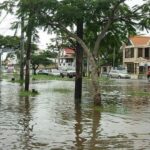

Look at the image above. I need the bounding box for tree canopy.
[31,51,55,75]
[0,35,20,48]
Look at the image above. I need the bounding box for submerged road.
[0,79,150,149]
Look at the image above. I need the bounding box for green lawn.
[32,74,75,81]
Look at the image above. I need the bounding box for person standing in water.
[147,68,150,81]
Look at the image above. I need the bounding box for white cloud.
[126,0,144,7]
[0,13,15,35]
[37,30,55,50]
[0,10,53,49]
[0,9,52,60]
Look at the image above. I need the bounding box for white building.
[58,48,76,70]
[123,35,150,78]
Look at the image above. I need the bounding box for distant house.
[58,48,76,70]
[100,63,112,74]
[123,35,150,78]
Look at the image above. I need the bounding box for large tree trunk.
[75,38,101,105]
[74,37,101,105]
[75,19,83,103]
[56,25,101,105]
[0,51,2,81]
[89,108,101,149]
[88,54,101,105]
[25,12,34,91]
[25,41,31,91]
[32,65,38,75]
[33,68,36,75]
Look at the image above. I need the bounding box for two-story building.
[123,35,150,79]
[58,48,76,70]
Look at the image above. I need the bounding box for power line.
[0,27,12,30]
[0,12,8,24]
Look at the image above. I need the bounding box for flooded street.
[0,79,150,150]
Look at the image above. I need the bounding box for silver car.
[60,69,76,78]
[49,69,61,76]
[108,69,130,79]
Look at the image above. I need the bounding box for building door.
[127,63,134,73]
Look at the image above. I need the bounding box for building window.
[125,48,134,58]
[139,66,145,74]
[60,59,63,63]
[66,58,73,63]
[145,48,149,58]
[138,48,143,57]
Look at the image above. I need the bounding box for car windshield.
[120,70,128,74]
[110,69,128,74]
[51,69,60,73]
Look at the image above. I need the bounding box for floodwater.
[0,79,150,150]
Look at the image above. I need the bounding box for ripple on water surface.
[0,80,150,149]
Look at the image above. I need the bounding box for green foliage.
[0,0,15,13]
[0,34,38,63]
[47,35,76,52]
[95,104,128,114]
[53,88,71,93]
[0,35,20,48]
[128,91,150,97]
[32,74,74,81]
[19,90,39,97]
[42,50,57,58]
[31,51,56,74]
[31,53,53,67]
[99,76,114,84]
[46,0,149,68]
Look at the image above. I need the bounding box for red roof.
[64,48,75,54]
[129,35,150,46]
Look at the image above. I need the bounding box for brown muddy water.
[0,79,150,150]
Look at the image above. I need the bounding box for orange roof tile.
[129,35,150,46]
[64,48,75,54]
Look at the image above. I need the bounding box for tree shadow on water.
[74,104,101,150]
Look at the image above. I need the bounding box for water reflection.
[18,96,33,150]
[74,105,102,150]
[0,79,150,149]
[0,81,1,105]
[74,105,84,149]
[89,107,101,150]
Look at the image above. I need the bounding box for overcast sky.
[0,0,149,50]
[0,12,51,49]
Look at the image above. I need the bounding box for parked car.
[108,69,130,79]
[67,70,76,78]
[60,69,67,77]
[100,72,109,77]
[49,69,61,76]
[60,69,76,78]
[37,69,49,75]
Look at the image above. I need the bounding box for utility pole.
[113,48,116,69]
[0,49,2,81]
[0,46,4,81]
[75,19,83,103]
[20,16,25,81]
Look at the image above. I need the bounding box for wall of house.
[123,46,150,79]
[58,57,76,70]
